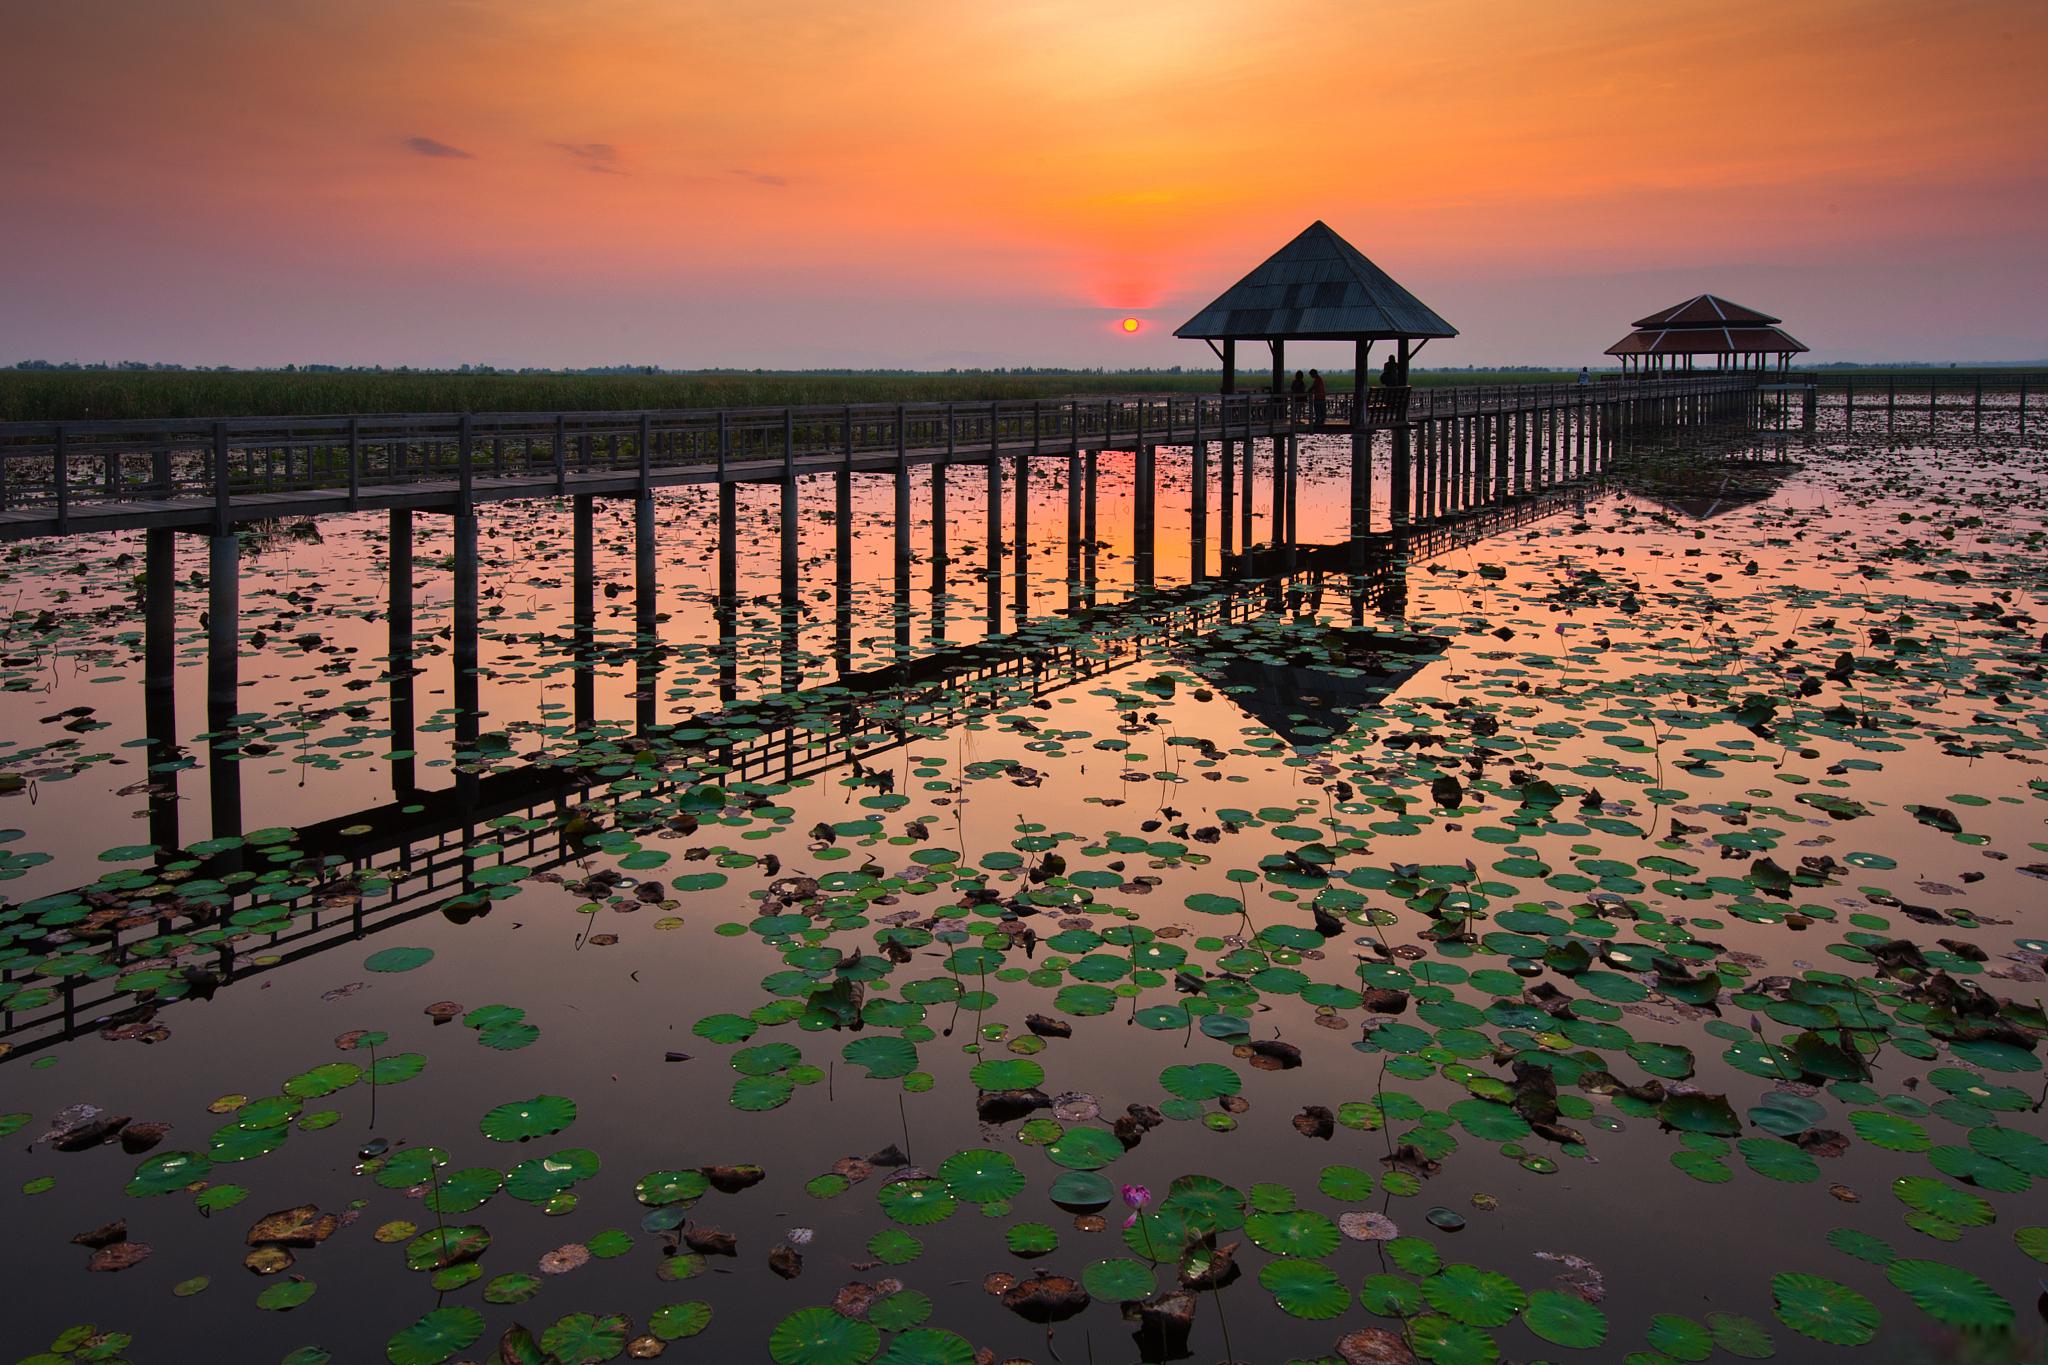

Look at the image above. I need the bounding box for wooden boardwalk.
[0,376,1750,541]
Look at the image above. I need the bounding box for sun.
[1120,317,1141,333]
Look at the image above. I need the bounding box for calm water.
[2,404,2045,1365]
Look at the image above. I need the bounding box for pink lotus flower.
[1120,1183,1151,1228]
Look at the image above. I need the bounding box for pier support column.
[451,512,480,771]
[206,531,243,849]
[1083,451,1099,591]
[635,490,658,732]
[781,468,802,689]
[1219,439,1236,562]
[985,451,1002,633]
[1013,452,1030,618]
[1190,438,1208,580]
[1513,410,1528,496]
[893,454,912,606]
[1269,434,1285,549]
[390,510,419,791]
[1063,453,1080,589]
[1283,434,1298,560]
[1391,423,1412,530]
[1239,436,1254,548]
[1424,422,1439,520]
[144,528,180,852]
[1133,443,1155,590]
[715,489,737,704]
[932,462,951,643]
[571,497,594,731]
[834,466,853,671]
[1349,430,1371,568]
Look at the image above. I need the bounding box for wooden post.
[1496,413,1510,503]
[1083,449,1098,586]
[1012,444,1028,619]
[571,497,594,730]
[211,422,229,535]
[1190,401,1207,580]
[931,459,950,599]
[1065,449,1081,584]
[1389,339,1412,530]
[1239,400,1254,547]
[635,487,658,728]
[53,424,70,534]
[894,404,911,593]
[1134,441,1154,589]
[206,530,242,840]
[1267,430,1284,550]
[985,420,1002,632]
[345,418,361,509]
[837,407,854,637]
[781,411,800,643]
[1283,432,1298,552]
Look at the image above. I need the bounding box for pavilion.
[1604,295,1808,377]
[1175,221,1456,414]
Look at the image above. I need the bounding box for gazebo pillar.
[1390,338,1412,529]
[1349,339,1371,568]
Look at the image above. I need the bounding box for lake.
[1,403,2043,1365]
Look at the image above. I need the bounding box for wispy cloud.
[555,142,623,174]
[730,168,788,188]
[405,136,475,160]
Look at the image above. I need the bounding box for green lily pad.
[479,1094,577,1142]
[768,1306,881,1365]
[1885,1259,2012,1330]
[385,1306,485,1365]
[1523,1289,1607,1347]
[1258,1257,1350,1320]
[1771,1272,1878,1346]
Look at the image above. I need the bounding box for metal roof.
[1631,294,1782,329]
[1175,221,1457,341]
[1604,324,1809,356]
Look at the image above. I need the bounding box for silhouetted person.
[1309,368,1327,426]
[1380,355,1399,388]
[1577,366,1591,386]
[1289,370,1306,423]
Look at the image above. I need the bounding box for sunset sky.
[4,0,2044,369]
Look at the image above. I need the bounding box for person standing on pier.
[1577,366,1591,386]
[1380,355,1399,389]
[1309,368,1327,426]
[1290,370,1307,423]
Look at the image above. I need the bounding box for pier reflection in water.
[3,401,1655,1058]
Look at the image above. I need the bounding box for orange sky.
[4,0,2044,367]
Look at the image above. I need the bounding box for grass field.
[0,369,1587,423]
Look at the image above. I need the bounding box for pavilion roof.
[1175,221,1456,342]
[1604,324,1808,357]
[1631,294,1783,328]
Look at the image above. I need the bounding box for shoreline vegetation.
[4,364,2041,424]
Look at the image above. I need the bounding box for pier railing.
[0,392,1294,524]
[0,375,1750,532]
